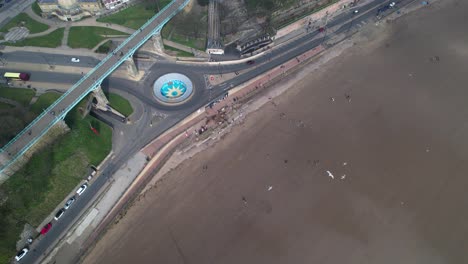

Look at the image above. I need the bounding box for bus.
[4,72,30,81]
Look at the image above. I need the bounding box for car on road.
[389,1,396,7]
[64,196,76,210]
[318,27,325,33]
[40,222,52,235]
[353,9,359,14]
[246,60,255,65]
[76,183,88,196]
[15,247,28,261]
[54,208,65,220]
[71,58,80,63]
[86,166,97,181]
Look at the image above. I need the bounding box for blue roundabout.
[153,73,194,104]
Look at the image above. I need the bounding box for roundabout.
[153,73,194,105]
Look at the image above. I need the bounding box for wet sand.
[84,1,468,263]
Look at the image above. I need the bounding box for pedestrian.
[242,196,247,205]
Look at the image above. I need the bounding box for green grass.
[0,101,15,109]
[164,44,194,57]
[68,26,128,49]
[96,40,112,54]
[6,28,64,48]
[0,13,49,34]
[273,0,340,29]
[107,93,133,116]
[0,87,35,106]
[96,1,171,29]
[0,98,112,262]
[30,92,61,115]
[32,2,43,17]
[170,33,205,51]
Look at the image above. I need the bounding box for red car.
[318,27,326,33]
[41,222,52,235]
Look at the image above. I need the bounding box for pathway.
[61,23,71,48]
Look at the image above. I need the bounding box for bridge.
[0,0,190,177]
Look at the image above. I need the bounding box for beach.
[83,0,468,263]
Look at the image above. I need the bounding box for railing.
[0,0,191,172]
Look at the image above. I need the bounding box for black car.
[54,208,65,220]
[246,60,255,65]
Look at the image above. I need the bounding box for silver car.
[64,196,76,210]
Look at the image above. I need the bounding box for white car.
[71,58,80,63]
[389,2,396,7]
[15,247,29,261]
[76,183,88,196]
[353,9,359,14]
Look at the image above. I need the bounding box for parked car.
[318,27,325,33]
[76,183,88,196]
[353,9,359,14]
[15,247,28,261]
[40,222,52,235]
[389,1,396,7]
[246,60,255,65]
[87,166,97,181]
[54,208,65,220]
[71,58,80,63]
[64,196,76,210]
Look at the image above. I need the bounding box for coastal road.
[7,0,410,262]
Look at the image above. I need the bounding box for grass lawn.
[32,2,43,17]
[0,13,49,34]
[96,1,171,30]
[0,87,35,106]
[96,40,113,54]
[107,93,133,116]
[30,92,61,115]
[6,28,64,48]
[0,101,15,109]
[170,33,205,50]
[164,44,194,57]
[68,26,128,49]
[0,98,112,263]
[161,2,207,51]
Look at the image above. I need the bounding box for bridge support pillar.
[92,86,110,112]
[152,32,165,53]
[125,57,138,78]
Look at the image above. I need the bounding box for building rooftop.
[38,0,57,4]
[79,0,99,3]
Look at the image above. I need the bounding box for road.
[3,0,410,262]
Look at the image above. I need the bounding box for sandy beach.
[83,0,468,263]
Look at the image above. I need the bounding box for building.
[102,0,129,10]
[37,0,103,21]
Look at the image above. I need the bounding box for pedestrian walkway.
[61,23,71,48]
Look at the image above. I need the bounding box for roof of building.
[103,0,120,5]
[38,0,57,4]
[79,0,99,3]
